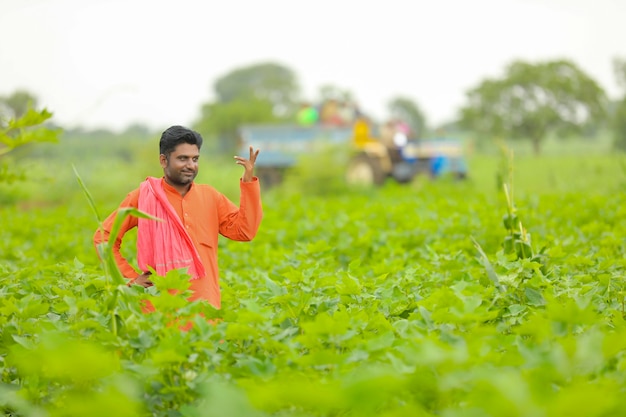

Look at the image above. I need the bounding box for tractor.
[346,118,468,186]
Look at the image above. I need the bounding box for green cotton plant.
[502,182,533,259]
[495,141,532,259]
[280,143,357,196]
[4,331,144,417]
[497,147,549,274]
[0,107,60,156]
[0,106,60,183]
[470,143,552,320]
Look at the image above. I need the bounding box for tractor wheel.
[257,167,284,188]
[346,153,385,186]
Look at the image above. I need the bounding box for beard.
[177,170,197,184]
[166,167,197,186]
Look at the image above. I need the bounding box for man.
[93,125,263,309]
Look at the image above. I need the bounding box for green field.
[1,135,626,416]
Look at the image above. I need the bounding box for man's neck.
[164,178,192,197]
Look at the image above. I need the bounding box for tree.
[612,57,626,152]
[459,59,607,154]
[387,96,427,138]
[213,62,300,118]
[0,90,39,121]
[195,62,300,153]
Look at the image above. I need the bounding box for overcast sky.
[1,0,625,132]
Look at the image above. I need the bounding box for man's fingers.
[134,274,154,288]
[248,146,260,162]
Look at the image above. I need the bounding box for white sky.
[1,0,625,132]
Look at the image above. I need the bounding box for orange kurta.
[93,177,262,308]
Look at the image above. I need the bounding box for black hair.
[159,125,203,157]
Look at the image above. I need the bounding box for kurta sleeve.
[93,189,141,279]
[217,177,263,241]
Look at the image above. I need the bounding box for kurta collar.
[160,177,194,197]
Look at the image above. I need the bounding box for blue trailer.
[238,124,353,186]
[238,120,468,187]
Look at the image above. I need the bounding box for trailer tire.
[257,167,284,188]
[346,153,386,186]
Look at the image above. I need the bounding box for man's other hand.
[133,273,154,288]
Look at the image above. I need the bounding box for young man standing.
[93,125,262,309]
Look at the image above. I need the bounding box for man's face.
[160,143,200,187]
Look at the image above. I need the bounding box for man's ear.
[159,154,168,168]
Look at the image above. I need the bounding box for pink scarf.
[136,177,205,280]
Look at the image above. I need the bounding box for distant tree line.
[2,56,626,155]
[189,58,624,155]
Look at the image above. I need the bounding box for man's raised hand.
[234,146,260,182]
